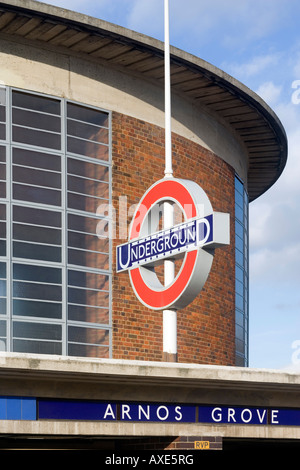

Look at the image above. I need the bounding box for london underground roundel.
[117,178,230,311]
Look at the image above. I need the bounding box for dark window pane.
[13,205,61,227]
[67,137,108,160]
[68,176,109,199]
[68,325,109,345]
[12,108,61,132]
[68,305,109,324]
[13,264,61,284]
[68,287,109,308]
[13,242,61,262]
[13,183,61,206]
[0,163,6,180]
[235,338,244,355]
[13,166,61,188]
[235,354,245,367]
[0,204,5,220]
[0,319,6,335]
[67,120,108,144]
[0,221,6,238]
[13,321,61,341]
[0,298,6,315]
[0,241,6,256]
[0,146,5,162]
[12,126,61,150]
[68,231,108,253]
[13,339,62,355]
[0,280,6,296]
[13,224,61,245]
[68,248,109,270]
[67,159,109,182]
[236,324,245,342]
[0,263,6,278]
[0,106,5,122]
[0,182,5,198]
[13,281,61,301]
[13,299,61,319]
[68,213,100,234]
[0,124,5,141]
[68,270,109,290]
[68,343,108,358]
[68,192,103,213]
[12,91,60,115]
[67,103,108,127]
[13,147,61,171]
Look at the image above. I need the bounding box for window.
[235,176,249,366]
[0,87,111,358]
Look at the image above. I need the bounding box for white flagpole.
[163,0,177,362]
[164,0,173,178]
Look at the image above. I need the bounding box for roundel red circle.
[128,179,199,310]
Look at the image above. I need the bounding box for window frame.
[0,86,112,358]
[235,175,249,367]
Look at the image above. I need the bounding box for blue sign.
[3,396,300,427]
[198,406,269,425]
[39,399,116,421]
[0,396,36,421]
[117,214,213,273]
[119,403,196,422]
[39,399,196,423]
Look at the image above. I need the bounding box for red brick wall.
[112,111,235,365]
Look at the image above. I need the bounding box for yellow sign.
[194,441,210,450]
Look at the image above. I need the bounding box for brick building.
[0,0,298,454]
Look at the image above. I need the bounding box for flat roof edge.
[0,353,299,390]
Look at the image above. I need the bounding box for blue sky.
[38,0,300,371]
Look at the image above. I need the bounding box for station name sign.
[38,399,300,427]
[117,214,214,273]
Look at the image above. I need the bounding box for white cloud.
[126,0,297,54]
[256,81,282,105]
[250,241,300,286]
[223,54,280,82]
[36,0,135,27]
[249,95,300,289]
[38,0,105,13]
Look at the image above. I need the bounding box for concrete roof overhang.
[1,354,300,402]
[1,354,300,442]
[0,0,288,201]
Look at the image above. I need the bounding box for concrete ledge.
[0,419,300,441]
[0,353,299,390]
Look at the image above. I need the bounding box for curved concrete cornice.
[0,0,288,201]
